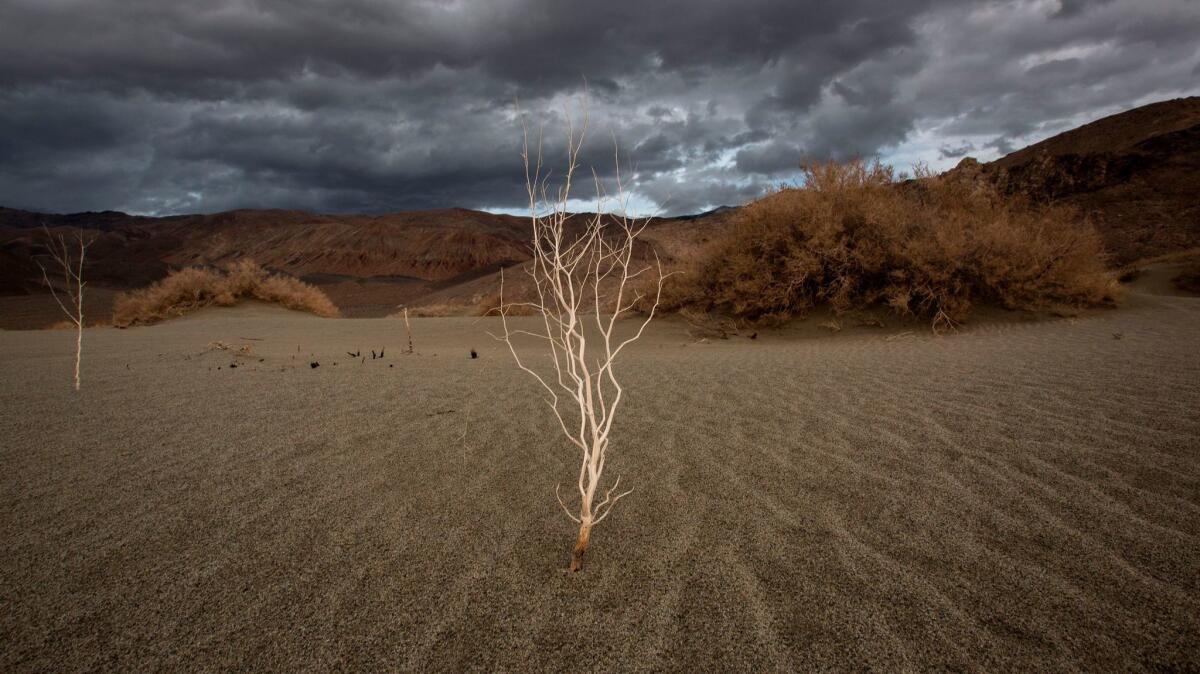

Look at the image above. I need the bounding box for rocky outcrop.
[946,97,1200,265]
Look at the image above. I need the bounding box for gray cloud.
[938,142,977,160]
[0,0,1197,216]
[986,137,1017,157]
[1055,0,1117,18]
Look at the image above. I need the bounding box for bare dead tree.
[493,107,668,572]
[36,226,94,391]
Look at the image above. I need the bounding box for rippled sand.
[2,286,1197,671]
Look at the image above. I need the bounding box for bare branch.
[555,484,582,523]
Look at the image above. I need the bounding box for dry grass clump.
[113,259,340,327]
[664,161,1119,325]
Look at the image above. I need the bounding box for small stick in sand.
[404,307,414,354]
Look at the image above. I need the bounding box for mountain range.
[2,96,1197,328]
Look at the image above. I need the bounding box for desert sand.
[1,279,1198,671]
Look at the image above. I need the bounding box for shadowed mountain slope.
[948,96,1200,264]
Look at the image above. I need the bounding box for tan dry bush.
[254,273,339,316]
[672,160,1119,325]
[113,259,339,327]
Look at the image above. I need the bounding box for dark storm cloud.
[0,0,1197,216]
[1054,0,1117,18]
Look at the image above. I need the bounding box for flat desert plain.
[2,276,1198,672]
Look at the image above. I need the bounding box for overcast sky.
[1,0,1198,216]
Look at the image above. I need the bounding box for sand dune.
[1,287,1198,671]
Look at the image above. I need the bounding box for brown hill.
[0,208,531,284]
[150,208,533,281]
[948,96,1200,264]
[0,209,510,326]
[0,205,725,327]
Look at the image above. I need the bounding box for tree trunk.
[569,521,592,572]
[73,321,82,392]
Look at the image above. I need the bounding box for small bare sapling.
[37,226,95,391]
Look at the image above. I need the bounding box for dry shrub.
[669,160,1119,324]
[113,259,340,327]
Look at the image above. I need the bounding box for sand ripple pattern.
[1,294,1198,672]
